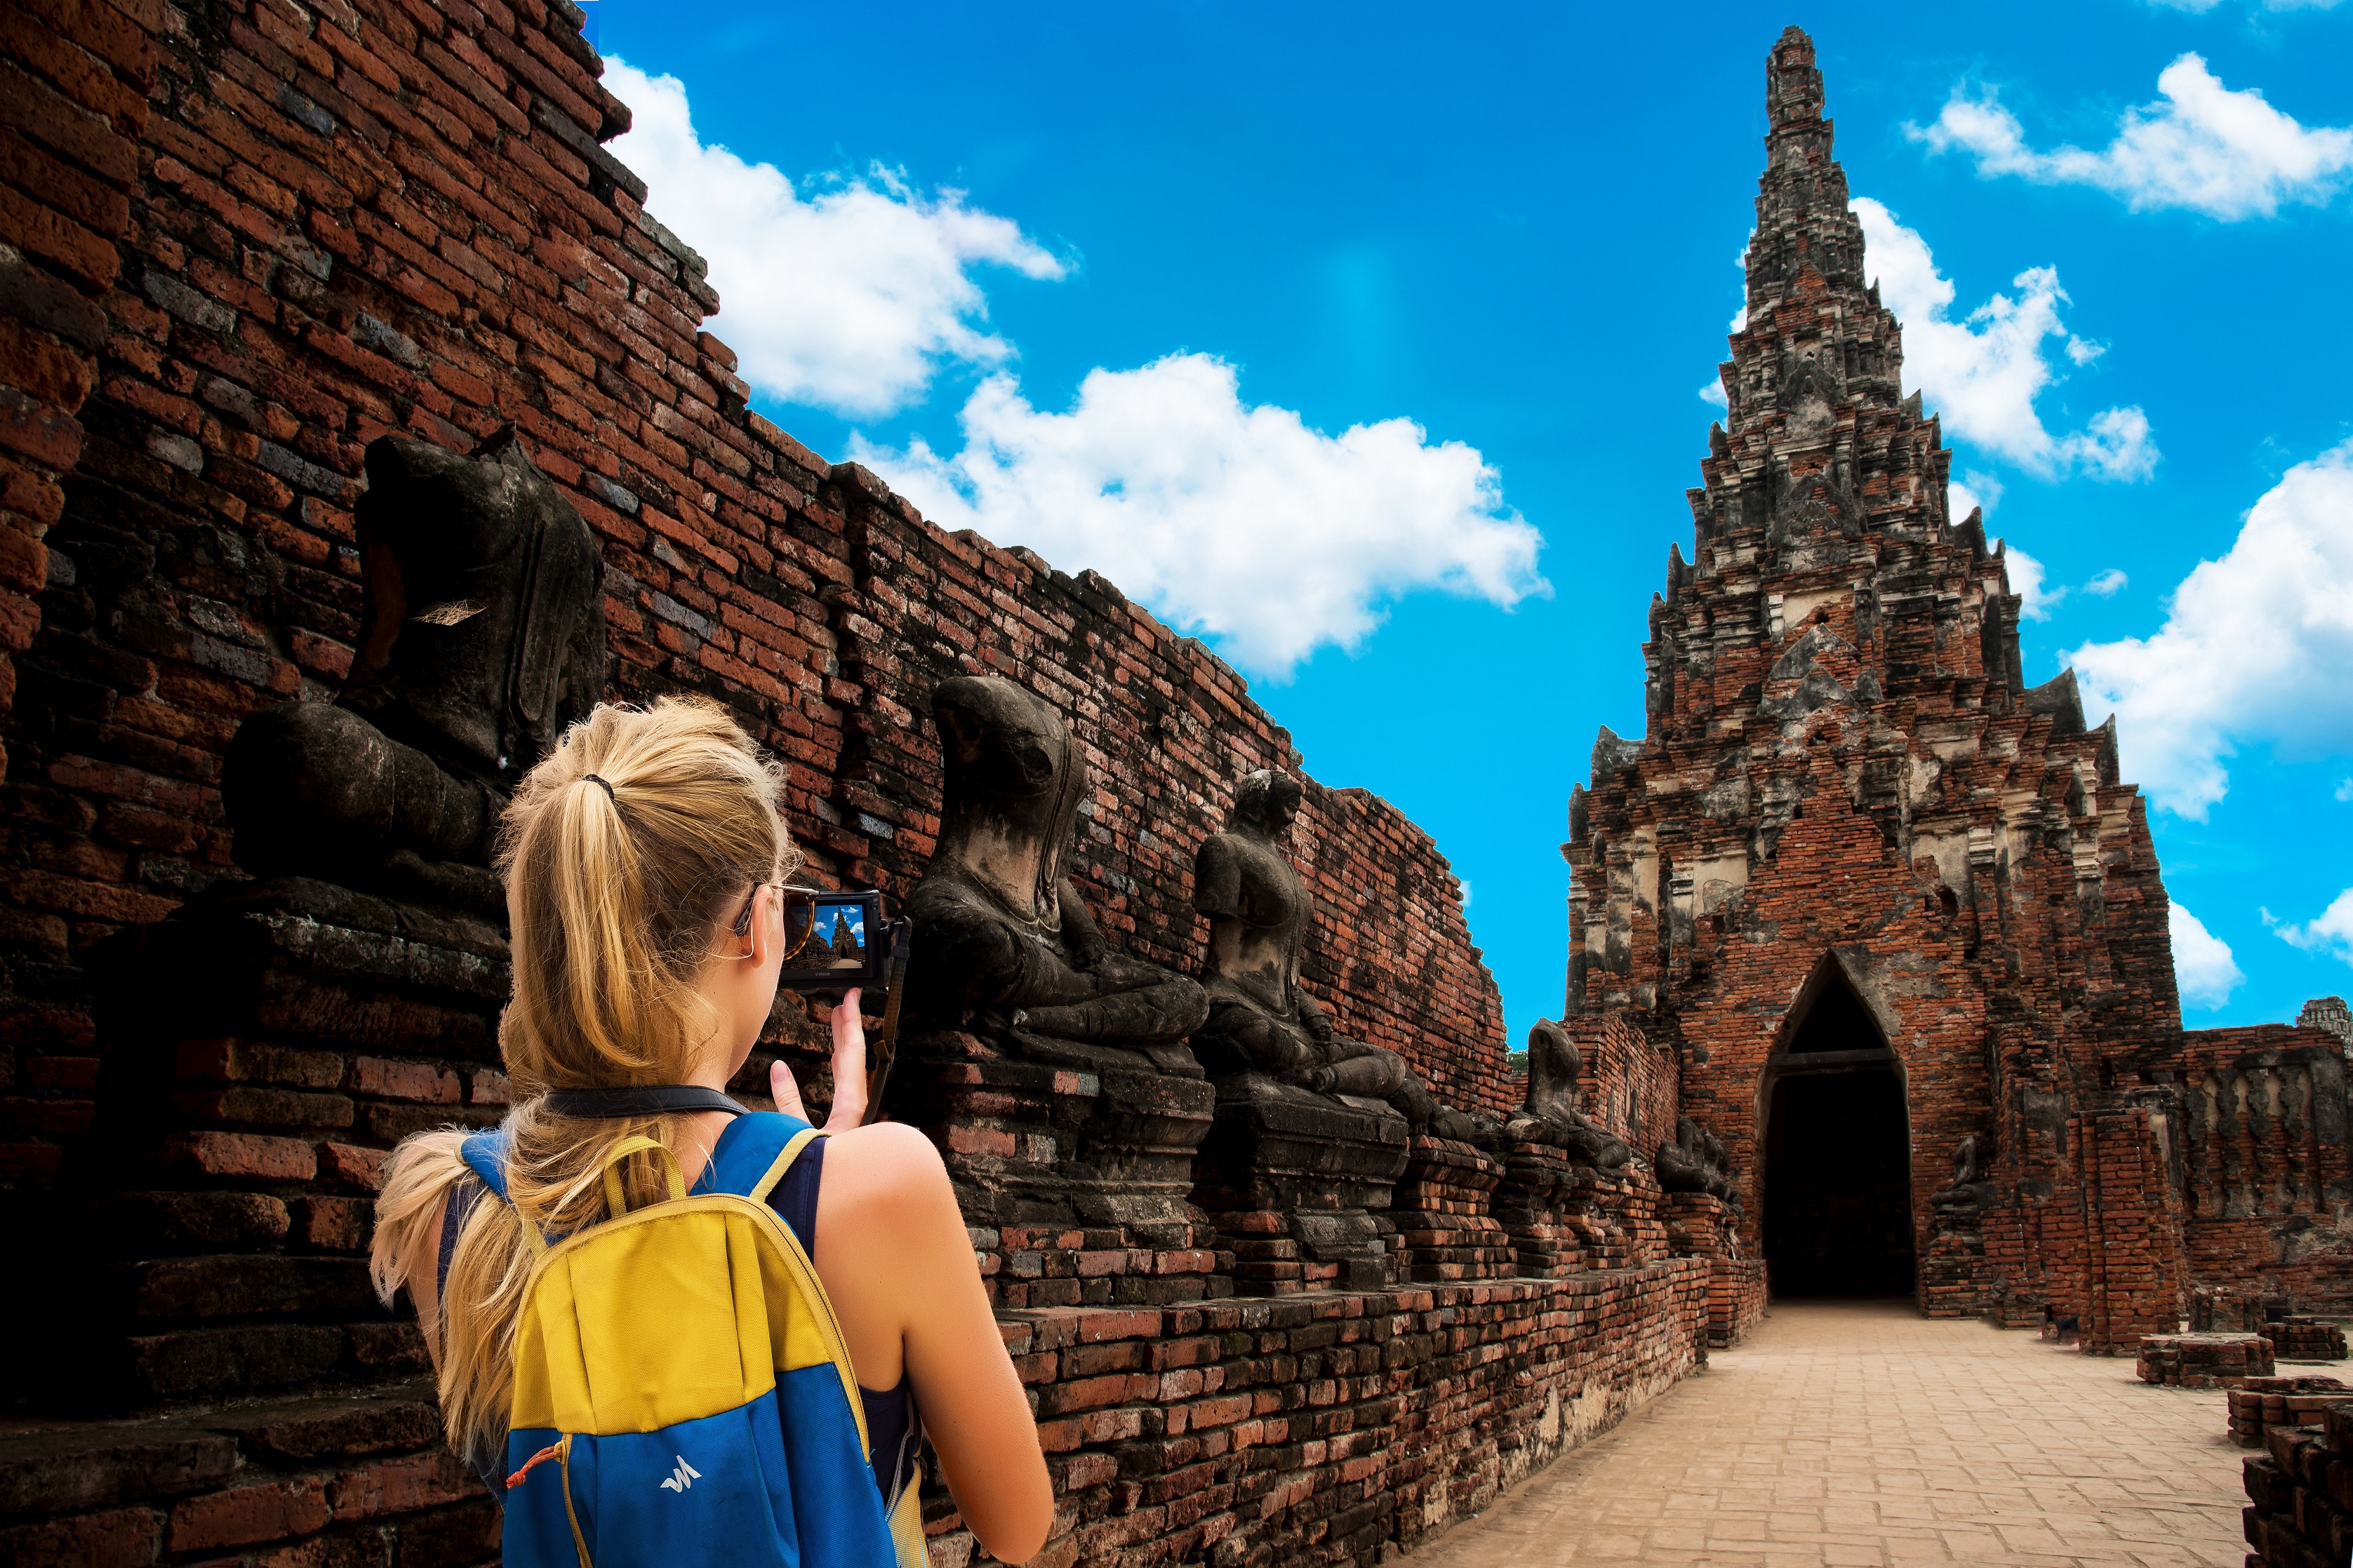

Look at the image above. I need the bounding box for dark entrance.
[1761,972,1916,1296]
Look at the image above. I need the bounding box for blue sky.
[588,1,2353,1049]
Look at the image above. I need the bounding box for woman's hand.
[768,989,868,1130]
[822,989,866,1130]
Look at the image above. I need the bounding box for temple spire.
[1744,27,1868,329]
[1686,26,1951,562]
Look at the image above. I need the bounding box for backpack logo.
[659,1455,701,1493]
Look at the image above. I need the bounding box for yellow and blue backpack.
[452,1108,928,1568]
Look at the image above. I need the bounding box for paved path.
[1411,1299,2248,1568]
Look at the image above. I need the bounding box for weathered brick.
[165,1476,329,1551]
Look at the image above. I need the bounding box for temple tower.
[1563,28,2189,1332]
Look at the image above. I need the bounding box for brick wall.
[0,0,1509,1206]
[0,0,164,1190]
[1574,1008,1679,1162]
[2170,1025,2353,1315]
[0,0,161,800]
[2243,1403,2353,1568]
[955,1266,1714,1568]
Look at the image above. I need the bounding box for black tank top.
[438,1137,919,1505]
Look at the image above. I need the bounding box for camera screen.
[779,890,885,990]
[809,898,868,970]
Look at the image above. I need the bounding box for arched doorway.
[1761,965,1916,1296]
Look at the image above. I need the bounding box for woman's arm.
[818,1124,1054,1563]
[781,1000,1052,1563]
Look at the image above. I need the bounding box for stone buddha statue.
[901,676,1209,1072]
[1191,768,1490,1142]
[222,429,606,910]
[1931,1134,1994,1211]
[1505,1020,1632,1169]
[1655,1114,1738,1205]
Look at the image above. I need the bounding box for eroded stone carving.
[1931,1134,1996,1211]
[1192,768,1488,1140]
[223,430,606,910]
[1506,1019,1632,1169]
[1655,1114,1737,1206]
[903,676,1208,1073]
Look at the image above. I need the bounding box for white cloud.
[1851,198,2156,482]
[2147,0,2344,15]
[605,61,1066,418]
[2072,439,2353,817]
[2084,567,2129,597]
[2003,543,2065,620]
[2172,902,2247,1007]
[1951,469,2005,521]
[1699,378,1728,410]
[2271,889,2353,966]
[1912,55,2353,220]
[2337,778,2353,802]
[854,354,1548,678]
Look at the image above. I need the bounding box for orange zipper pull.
[506,1442,565,1490]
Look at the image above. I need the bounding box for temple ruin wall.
[0,0,1509,1179]
[0,4,1715,1567]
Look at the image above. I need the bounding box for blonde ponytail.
[370,697,797,1471]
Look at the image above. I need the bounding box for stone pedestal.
[2135,1332,2276,1388]
[1389,1136,1513,1283]
[2226,1375,2352,1447]
[2263,1317,2351,1362]
[1660,1192,1736,1260]
[1556,1163,1665,1270]
[886,1031,1228,1307]
[1658,1192,1766,1347]
[1192,1072,1409,1294]
[1493,1142,1584,1278]
[1919,1194,2000,1318]
[22,877,511,1414]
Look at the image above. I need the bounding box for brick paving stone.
[1404,1301,2245,1568]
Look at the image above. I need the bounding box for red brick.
[165,1476,329,1551]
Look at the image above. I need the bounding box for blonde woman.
[371,698,1052,1564]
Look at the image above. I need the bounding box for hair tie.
[582,774,615,802]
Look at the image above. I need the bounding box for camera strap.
[861,918,913,1126]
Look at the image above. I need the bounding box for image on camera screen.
[814,899,865,969]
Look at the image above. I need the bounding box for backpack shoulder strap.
[698,1110,821,1200]
[456,1123,544,1256]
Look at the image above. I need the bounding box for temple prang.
[1566,25,2350,1335]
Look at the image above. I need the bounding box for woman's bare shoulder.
[819,1120,953,1209]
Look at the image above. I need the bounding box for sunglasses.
[731,883,821,963]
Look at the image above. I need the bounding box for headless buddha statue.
[1505,1020,1632,1169]
[1655,1114,1737,1204]
[1192,768,1491,1142]
[902,676,1209,1073]
[222,429,606,910]
[1931,1135,1994,1210]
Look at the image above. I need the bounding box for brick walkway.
[1409,1299,2248,1567]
